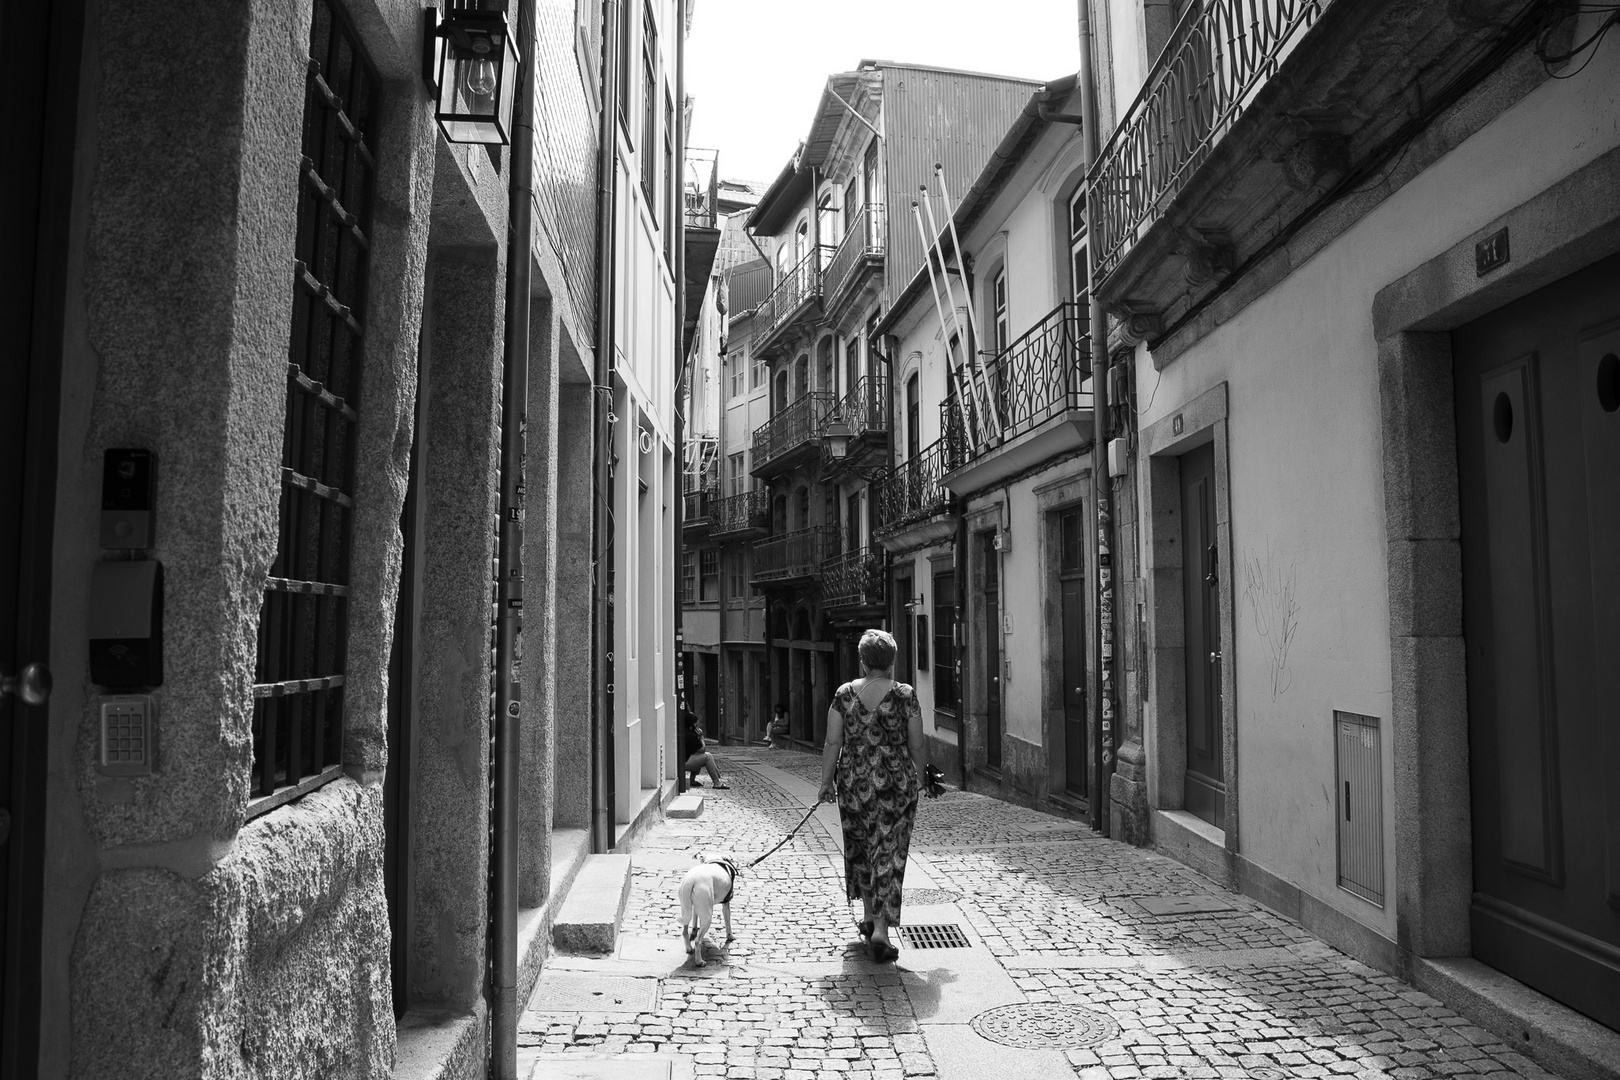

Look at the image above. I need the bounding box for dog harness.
[709,860,736,905]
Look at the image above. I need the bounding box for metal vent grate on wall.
[1335,710,1385,905]
[900,923,972,949]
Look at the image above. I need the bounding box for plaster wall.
[1134,43,1620,941]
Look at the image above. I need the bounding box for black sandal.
[868,939,899,963]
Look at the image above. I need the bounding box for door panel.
[1181,443,1224,826]
[1455,253,1620,1031]
[1061,577,1087,798]
[983,534,1002,770]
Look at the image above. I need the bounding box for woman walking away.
[816,628,923,963]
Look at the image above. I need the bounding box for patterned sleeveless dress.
[833,679,921,927]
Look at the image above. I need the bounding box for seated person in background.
[683,715,727,789]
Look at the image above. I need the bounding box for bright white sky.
[686,0,1083,184]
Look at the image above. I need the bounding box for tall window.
[700,549,719,601]
[251,0,380,815]
[845,334,860,396]
[728,549,747,600]
[682,551,697,602]
[729,356,743,398]
[663,92,675,262]
[992,269,1009,354]
[1068,184,1091,343]
[617,0,632,129]
[906,373,920,461]
[641,5,657,203]
[933,570,958,722]
[843,177,859,238]
[728,452,745,497]
[752,353,767,389]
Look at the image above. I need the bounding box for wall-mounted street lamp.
[823,418,854,458]
[422,5,520,145]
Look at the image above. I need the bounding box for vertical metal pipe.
[592,0,624,854]
[672,0,689,785]
[492,0,538,1071]
[1076,0,1115,836]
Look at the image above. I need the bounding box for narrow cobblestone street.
[519,748,1562,1080]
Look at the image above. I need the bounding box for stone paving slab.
[523,747,1569,1080]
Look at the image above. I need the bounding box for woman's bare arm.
[817,703,845,802]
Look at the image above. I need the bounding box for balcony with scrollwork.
[822,205,886,320]
[709,488,770,539]
[752,526,834,587]
[751,391,834,479]
[1088,0,1537,349]
[821,546,886,612]
[874,437,961,552]
[821,375,889,478]
[752,245,836,358]
[941,301,1093,496]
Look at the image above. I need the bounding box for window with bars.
[249,0,379,817]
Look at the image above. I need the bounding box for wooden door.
[1454,253,1620,1029]
[1,3,77,1072]
[983,533,1003,770]
[1059,510,1087,798]
[1180,443,1224,826]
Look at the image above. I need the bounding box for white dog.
[676,855,738,966]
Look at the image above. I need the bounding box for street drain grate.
[970,1002,1119,1049]
[903,888,962,905]
[900,923,971,949]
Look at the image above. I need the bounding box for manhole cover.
[903,888,962,905]
[1137,895,1235,916]
[969,1002,1119,1049]
[526,972,658,1013]
[900,923,972,949]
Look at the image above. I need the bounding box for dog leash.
[746,802,822,868]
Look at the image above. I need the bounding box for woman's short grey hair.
[858,628,898,670]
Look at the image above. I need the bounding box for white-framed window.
[682,550,697,603]
[728,452,745,497]
[1068,184,1091,341]
[992,268,1009,355]
[700,549,720,601]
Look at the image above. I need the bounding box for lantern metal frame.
[422,5,521,146]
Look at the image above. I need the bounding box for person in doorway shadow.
[682,714,727,789]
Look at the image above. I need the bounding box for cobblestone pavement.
[519,747,1564,1080]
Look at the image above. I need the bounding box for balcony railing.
[821,546,886,609]
[876,438,959,535]
[945,302,1090,464]
[823,205,886,305]
[711,489,770,536]
[756,245,836,346]
[752,391,834,474]
[684,147,719,230]
[829,376,888,441]
[1089,0,1329,288]
[753,526,834,584]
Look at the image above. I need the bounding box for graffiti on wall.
[1242,542,1299,699]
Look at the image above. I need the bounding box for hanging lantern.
[422,5,520,146]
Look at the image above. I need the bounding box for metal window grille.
[249,0,379,817]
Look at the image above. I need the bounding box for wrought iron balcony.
[684,147,719,230]
[875,438,959,548]
[823,205,885,311]
[710,489,770,538]
[753,245,836,356]
[1089,0,1329,291]
[752,526,834,585]
[823,376,889,474]
[751,391,834,478]
[940,302,1093,495]
[821,546,886,610]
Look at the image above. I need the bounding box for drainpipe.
[491,0,538,1072]
[672,0,689,787]
[1076,0,1115,837]
[592,0,624,854]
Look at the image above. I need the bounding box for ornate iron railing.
[821,546,886,609]
[876,438,959,534]
[1089,0,1329,286]
[710,489,769,535]
[829,376,888,440]
[947,302,1090,464]
[823,204,886,304]
[752,391,834,472]
[684,147,719,229]
[753,526,834,583]
[759,245,836,340]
